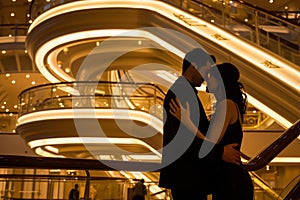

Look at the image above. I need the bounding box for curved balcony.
[16,81,165,161]
[28,0,300,66]
[24,0,300,126]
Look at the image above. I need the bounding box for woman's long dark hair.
[213,63,247,121]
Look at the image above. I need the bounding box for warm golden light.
[18,109,163,133]
[27,0,299,128]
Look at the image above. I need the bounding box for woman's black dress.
[216,113,254,200]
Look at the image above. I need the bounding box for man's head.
[75,184,79,189]
[182,48,214,87]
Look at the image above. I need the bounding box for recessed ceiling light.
[65,68,71,73]
[10,13,15,17]
[2,50,7,54]
[31,81,36,85]
[5,73,10,77]
[12,80,16,84]
[26,74,30,78]
[63,47,68,54]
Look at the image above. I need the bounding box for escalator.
[243,119,300,199]
[163,0,300,66]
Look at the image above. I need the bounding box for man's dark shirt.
[159,76,223,190]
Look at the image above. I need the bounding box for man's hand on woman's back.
[222,143,241,165]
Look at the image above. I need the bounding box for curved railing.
[0,112,18,133]
[0,162,170,200]
[28,0,300,66]
[18,81,165,119]
[0,24,28,37]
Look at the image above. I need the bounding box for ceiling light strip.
[17,108,163,133]
[28,137,162,158]
[36,29,184,84]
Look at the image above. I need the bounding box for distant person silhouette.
[69,184,79,200]
[132,179,147,200]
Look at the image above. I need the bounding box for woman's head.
[207,62,247,116]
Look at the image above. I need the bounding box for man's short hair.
[182,48,214,74]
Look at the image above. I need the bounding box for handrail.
[0,174,127,181]
[281,175,300,200]
[18,81,165,118]
[245,119,300,171]
[18,81,163,96]
[233,0,300,27]
[0,155,160,171]
[249,171,281,199]
[276,174,300,200]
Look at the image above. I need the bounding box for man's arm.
[198,140,241,165]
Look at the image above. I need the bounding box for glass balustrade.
[0,167,169,200]
[0,113,18,133]
[18,81,165,120]
[0,165,299,200]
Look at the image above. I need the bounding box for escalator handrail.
[190,0,300,29]
[274,174,300,200]
[0,155,161,171]
[244,119,300,171]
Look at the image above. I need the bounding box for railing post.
[153,87,157,114]
[277,35,281,56]
[222,0,225,28]
[50,85,54,108]
[84,170,90,200]
[254,10,260,45]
